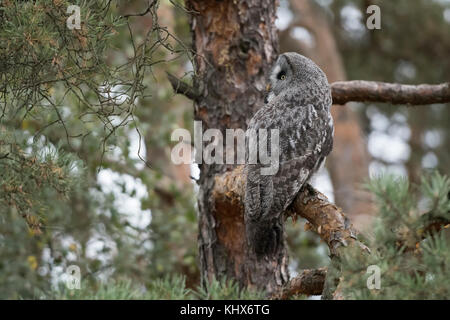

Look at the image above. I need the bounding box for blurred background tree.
[0,0,449,298]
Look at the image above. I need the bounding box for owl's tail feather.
[246,219,283,258]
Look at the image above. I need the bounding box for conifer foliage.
[338,172,450,299]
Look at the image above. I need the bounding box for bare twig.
[122,0,156,18]
[0,153,9,160]
[166,72,199,100]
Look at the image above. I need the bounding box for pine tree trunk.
[185,0,289,293]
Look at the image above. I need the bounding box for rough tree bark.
[184,0,287,293]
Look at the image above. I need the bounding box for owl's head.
[265,52,330,104]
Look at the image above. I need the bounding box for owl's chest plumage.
[248,92,333,163]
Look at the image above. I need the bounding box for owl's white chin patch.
[266,92,275,104]
[270,64,281,82]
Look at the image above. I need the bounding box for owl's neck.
[279,84,331,108]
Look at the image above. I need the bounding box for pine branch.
[331,81,450,105]
[271,268,327,299]
[169,76,450,105]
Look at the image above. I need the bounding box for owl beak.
[264,83,271,104]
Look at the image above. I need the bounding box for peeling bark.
[291,185,360,256]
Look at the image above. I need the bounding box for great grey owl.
[244,52,333,257]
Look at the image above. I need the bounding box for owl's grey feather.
[244,52,333,257]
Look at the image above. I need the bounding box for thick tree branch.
[169,75,450,106]
[290,184,370,256]
[331,81,450,105]
[271,268,327,299]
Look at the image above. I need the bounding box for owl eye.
[277,71,286,80]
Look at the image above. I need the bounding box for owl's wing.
[270,104,333,216]
[245,102,333,220]
[244,155,313,255]
[266,155,312,218]
[244,102,332,255]
[244,164,273,220]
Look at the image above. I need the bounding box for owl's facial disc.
[265,56,291,103]
[270,63,287,84]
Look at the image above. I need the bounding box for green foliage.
[1,0,124,124]
[0,126,84,298]
[52,276,191,300]
[339,171,450,299]
[0,129,82,233]
[54,279,147,300]
[47,275,264,300]
[195,278,265,300]
[0,0,198,299]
